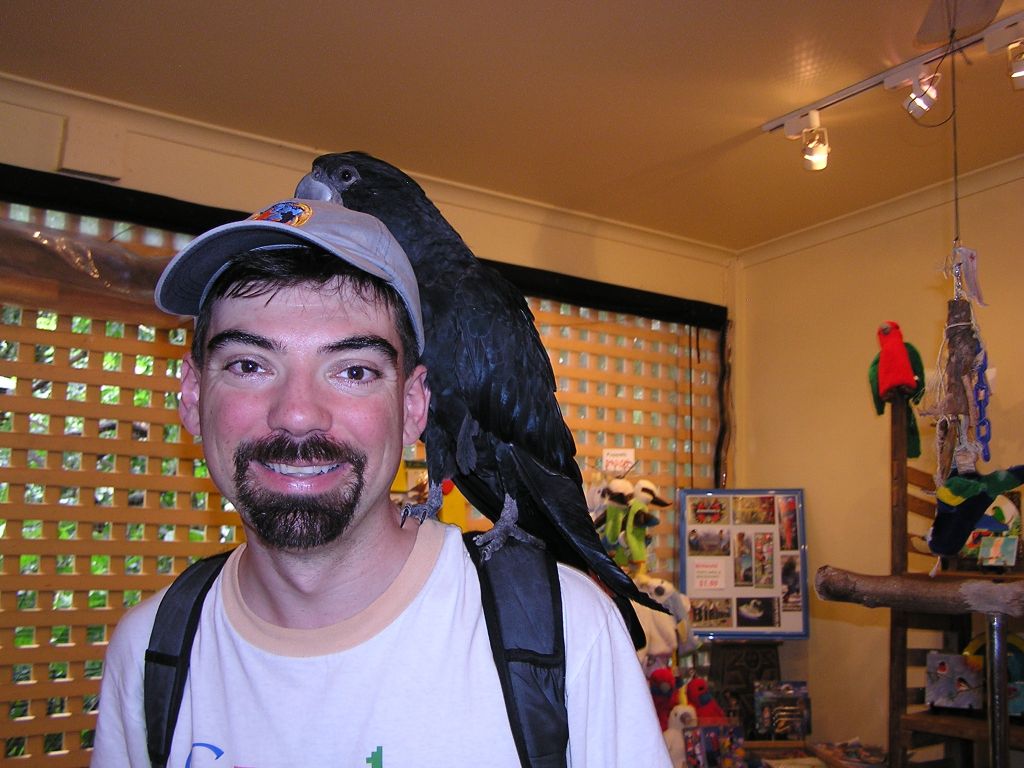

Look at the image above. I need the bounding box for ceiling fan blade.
[915,0,1004,45]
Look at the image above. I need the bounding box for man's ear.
[403,364,430,445]
[178,355,203,437]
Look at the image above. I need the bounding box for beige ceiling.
[2,0,1023,252]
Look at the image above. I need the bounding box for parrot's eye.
[339,169,355,183]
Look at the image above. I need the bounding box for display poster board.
[679,489,808,639]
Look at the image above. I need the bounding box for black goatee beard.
[232,433,367,550]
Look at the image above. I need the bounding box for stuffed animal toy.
[868,321,925,457]
[634,600,681,675]
[635,479,671,509]
[635,573,697,655]
[685,676,728,724]
[662,701,699,767]
[926,464,1024,556]
[585,472,608,520]
[649,667,679,731]
[594,478,633,565]
[623,479,670,576]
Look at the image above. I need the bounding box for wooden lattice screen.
[0,205,237,765]
[0,202,720,765]
[533,300,720,576]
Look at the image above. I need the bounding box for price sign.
[602,448,635,477]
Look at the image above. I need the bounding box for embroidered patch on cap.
[249,201,313,227]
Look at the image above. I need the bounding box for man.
[92,198,671,766]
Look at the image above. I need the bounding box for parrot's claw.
[473,495,544,559]
[401,481,443,526]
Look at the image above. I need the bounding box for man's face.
[178,281,428,551]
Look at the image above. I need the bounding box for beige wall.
[736,156,1024,743]
[5,72,1024,747]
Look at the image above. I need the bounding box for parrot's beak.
[295,174,335,203]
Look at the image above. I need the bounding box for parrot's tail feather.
[508,445,666,617]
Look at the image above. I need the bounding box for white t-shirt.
[92,519,671,767]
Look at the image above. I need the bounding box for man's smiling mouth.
[263,462,342,477]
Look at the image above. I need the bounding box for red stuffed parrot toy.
[685,676,727,725]
[649,667,679,731]
[869,321,925,458]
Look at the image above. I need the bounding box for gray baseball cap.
[155,199,424,353]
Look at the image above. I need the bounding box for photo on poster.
[778,494,801,550]
[687,494,730,525]
[687,528,731,556]
[733,495,776,525]
[979,534,1019,566]
[733,531,753,586]
[691,598,732,628]
[680,488,808,639]
[754,532,774,587]
[736,597,778,627]
[781,555,802,611]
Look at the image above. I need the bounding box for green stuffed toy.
[625,480,671,576]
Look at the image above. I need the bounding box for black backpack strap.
[463,532,568,768]
[144,550,232,768]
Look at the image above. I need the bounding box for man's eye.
[341,365,377,382]
[227,359,263,375]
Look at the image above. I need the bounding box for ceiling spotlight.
[763,11,1024,135]
[984,19,1024,89]
[1009,41,1024,88]
[883,65,941,119]
[802,128,830,171]
[904,73,940,118]
[783,109,830,171]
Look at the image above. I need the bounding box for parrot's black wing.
[441,264,644,610]
[296,151,663,640]
[428,256,580,492]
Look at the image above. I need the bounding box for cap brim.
[154,203,425,354]
[156,220,392,316]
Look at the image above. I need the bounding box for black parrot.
[295,152,663,643]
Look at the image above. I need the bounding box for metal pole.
[987,612,1009,768]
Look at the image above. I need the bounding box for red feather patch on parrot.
[876,321,919,400]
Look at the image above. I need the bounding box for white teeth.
[264,462,339,477]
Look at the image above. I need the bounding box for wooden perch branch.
[815,565,1024,617]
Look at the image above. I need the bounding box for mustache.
[234,433,367,473]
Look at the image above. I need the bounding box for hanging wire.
[919,53,956,128]
[951,30,961,250]
[939,1,966,298]
[913,20,958,131]
[948,25,966,301]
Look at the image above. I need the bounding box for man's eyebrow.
[206,330,278,355]
[204,331,399,366]
[320,335,399,366]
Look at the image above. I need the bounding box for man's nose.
[267,373,332,436]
